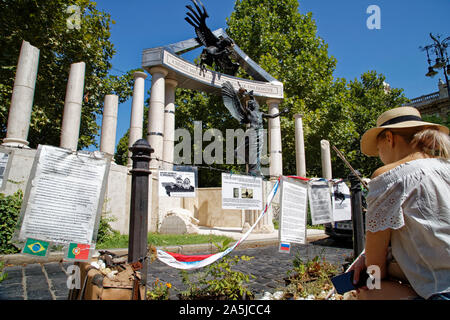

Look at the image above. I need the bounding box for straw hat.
[360,106,449,156]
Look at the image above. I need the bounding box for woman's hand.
[347,253,368,290]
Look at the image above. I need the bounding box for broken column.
[127,71,148,166]
[100,94,119,157]
[294,114,306,177]
[320,139,332,180]
[3,40,40,148]
[60,62,86,151]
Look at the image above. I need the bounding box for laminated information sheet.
[331,180,352,222]
[279,177,308,245]
[308,179,333,225]
[14,145,110,245]
[221,173,262,210]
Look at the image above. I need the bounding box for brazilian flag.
[22,238,49,257]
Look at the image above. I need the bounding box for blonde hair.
[411,127,450,159]
[379,126,450,159]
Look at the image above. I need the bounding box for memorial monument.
[140,0,285,233]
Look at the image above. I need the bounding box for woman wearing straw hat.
[348,106,450,300]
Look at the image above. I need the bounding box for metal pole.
[348,170,365,258]
[128,138,153,295]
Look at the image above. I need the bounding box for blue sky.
[92,0,450,151]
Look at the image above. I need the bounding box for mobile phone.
[331,270,370,294]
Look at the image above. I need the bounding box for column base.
[2,138,30,148]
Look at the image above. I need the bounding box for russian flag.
[279,242,291,253]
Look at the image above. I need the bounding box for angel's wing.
[185,0,218,47]
[221,81,247,123]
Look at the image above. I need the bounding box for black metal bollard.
[128,139,153,293]
[348,170,365,258]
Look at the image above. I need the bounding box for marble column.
[294,114,306,177]
[147,67,168,169]
[162,78,178,170]
[100,94,119,157]
[60,62,86,151]
[127,71,148,166]
[320,139,332,180]
[3,40,40,148]
[267,99,283,179]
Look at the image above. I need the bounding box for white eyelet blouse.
[366,158,450,299]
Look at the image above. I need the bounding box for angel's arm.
[262,108,289,119]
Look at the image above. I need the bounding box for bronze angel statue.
[185,0,239,75]
[221,81,288,176]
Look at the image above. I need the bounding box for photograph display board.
[308,179,333,225]
[221,173,262,210]
[279,177,308,245]
[159,170,196,197]
[14,145,110,246]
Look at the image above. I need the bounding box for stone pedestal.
[294,114,306,177]
[267,99,283,179]
[320,139,332,180]
[162,78,177,170]
[3,41,40,148]
[128,71,148,167]
[60,62,86,151]
[100,94,119,157]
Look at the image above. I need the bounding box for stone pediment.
[142,28,283,103]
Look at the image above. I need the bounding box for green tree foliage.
[0,0,136,149]
[0,190,23,254]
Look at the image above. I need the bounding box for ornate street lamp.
[420,33,450,99]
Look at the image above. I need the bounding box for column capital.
[294,113,304,119]
[165,78,178,88]
[149,66,168,78]
[133,71,148,79]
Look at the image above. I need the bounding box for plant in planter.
[147,278,172,300]
[282,252,340,299]
[178,239,255,300]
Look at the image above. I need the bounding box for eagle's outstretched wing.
[185,0,218,48]
[221,81,247,123]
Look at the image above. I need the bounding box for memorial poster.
[0,148,13,190]
[14,145,110,246]
[279,177,308,245]
[308,179,333,225]
[159,170,196,197]
[221,173,262,210]
[331,180,352,222]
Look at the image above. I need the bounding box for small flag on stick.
[66,243,91,261]
[22,238,50,257]
[279,242,291,254]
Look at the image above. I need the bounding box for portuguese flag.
[22,238,49,257]
[67,243,90,260]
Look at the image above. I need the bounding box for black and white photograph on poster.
[331,180,351,222]
[221,173,262,210]
[159,171,196,197]
[308,179,333,225]
[279,177,308,245]
[13,145,110,245]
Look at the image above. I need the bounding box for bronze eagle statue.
[185,0,239,75]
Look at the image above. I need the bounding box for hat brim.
[361,121,450,157]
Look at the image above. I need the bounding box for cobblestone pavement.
[0,238,353,300]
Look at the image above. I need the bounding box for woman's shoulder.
[371,162,399,179]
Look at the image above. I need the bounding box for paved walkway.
[0,231,353,300]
